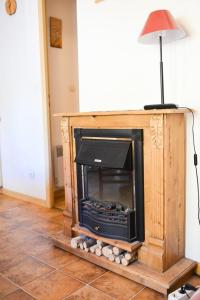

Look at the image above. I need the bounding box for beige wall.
[46,0,79,148]
[0,0,48,201]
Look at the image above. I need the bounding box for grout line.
[88,284,116,300]
[29,249,82,272]
[0,254,31,274]
[21,269,57,298]
[0,255,57,288]
[63,283,116,300]
[88,269,108,285]
[28,254,57,270]
[128,287,146,300]
[0,272,39,299]
[86,282,117,300]
[62,285,87,300]
[58,268,87,285]
[55,256,108,286]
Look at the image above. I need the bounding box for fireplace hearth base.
[53,109,196,295]
[51,232,195,295]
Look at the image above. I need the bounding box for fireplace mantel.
[53,109,196,294]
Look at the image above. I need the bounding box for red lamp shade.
[138,9,185,44]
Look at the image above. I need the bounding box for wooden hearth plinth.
[51,232,195,295]
[54,109,196,294]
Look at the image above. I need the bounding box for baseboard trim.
[2,188,48,207]
[195,263,200,276]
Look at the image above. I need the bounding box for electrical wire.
[185,289,191,299]
[179,107,200,225]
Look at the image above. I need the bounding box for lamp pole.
[159,35,164,105]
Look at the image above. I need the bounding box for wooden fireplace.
[53,109,196,294]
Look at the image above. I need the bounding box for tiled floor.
[0,195,199,300]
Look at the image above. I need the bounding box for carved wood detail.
[61,118,69,143]
[150,115,163,149]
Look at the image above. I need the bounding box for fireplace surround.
[53,109,196,294]
[74,128,144,243]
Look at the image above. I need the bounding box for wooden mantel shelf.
[54,108,187,117]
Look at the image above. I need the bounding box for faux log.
[70,236,84,248]
[90,244,99,253]
[71,236,137,266]
[97,240,107,249]
[102,245,113,257]
[95,248,102,256]
[83,238,96,249]
[115,254,124,264]
[125,252,135,261]
[108,254,115,262]
[79,242,84,250]
[113,246,125,256]
[122,255,137,266]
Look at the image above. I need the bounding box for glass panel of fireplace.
[79,164,138,243]
[85,166,134,208]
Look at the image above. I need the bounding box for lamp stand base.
[144,103,177,110]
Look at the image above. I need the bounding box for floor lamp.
[138,9,186,110]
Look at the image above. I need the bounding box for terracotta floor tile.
[0,207,37,225]
[133,287,167,299]
[91,271,144,300]
[61,258,106,283]
[0,275,18,298]
[48,231,70,243]
[19,235,54,256]
[0,196,24,212]
[0,206,24,219]
[0,201,19,212]
[0,256,54,286]
[20,204,62,220]
[31,219,63,236]
[23,270,84,300]
[65,285,113,300]
[0,218,12,235]
[2,289,36,300]
[0,247,27,271]
[0,216,36,242]
[0,228,40,250]
[36,246,80,269]
[0,233,13,250]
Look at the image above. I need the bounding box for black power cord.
[179,107,200,225]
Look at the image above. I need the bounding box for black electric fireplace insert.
[74,128,144,243]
